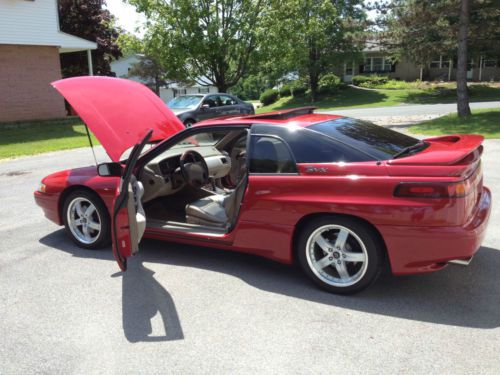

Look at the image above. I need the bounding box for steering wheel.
[179,150,209,188]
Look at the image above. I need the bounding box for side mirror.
[97,162,123,177]
[201,103,210,110]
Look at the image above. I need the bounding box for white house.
[110,54,218,104]
[0,0,97,122]
[109,54,148,83]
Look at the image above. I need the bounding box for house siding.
[0,0,60,46]
[392,58,421,81]
[0,45,65,122]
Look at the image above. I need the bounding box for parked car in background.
[167,93,254,127]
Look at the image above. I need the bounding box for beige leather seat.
[185,177,247,228]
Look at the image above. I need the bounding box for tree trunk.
[216,83,228,93]
[309,73,319,102]
[215,75,228,93]
[456,0,471,117]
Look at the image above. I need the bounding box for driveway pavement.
[1,144,499,374]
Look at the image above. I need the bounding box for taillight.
[394,181,470,198]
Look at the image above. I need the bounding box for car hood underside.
[52,76,185,161]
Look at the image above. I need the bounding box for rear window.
[309,118,419,160]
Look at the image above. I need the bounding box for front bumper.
[34,191,62,225]
[378,187,492,275]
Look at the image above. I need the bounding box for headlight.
[37,182,47,193]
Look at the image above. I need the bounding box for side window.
[286,131,366,163]
[203,96,218,108]
[219,95,236,106]
[249,135,297,174]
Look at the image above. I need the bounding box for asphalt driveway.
[0,143,499,374]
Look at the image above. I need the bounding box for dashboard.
[140,146,232,203]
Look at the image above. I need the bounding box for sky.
[105,0,146,35]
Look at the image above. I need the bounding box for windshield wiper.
[393,141,428,159]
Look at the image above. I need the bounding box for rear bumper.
[379,186,492,275]
[34,191,62,225]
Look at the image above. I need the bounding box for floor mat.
[144,187,213,223]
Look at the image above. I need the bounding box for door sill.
[146,218,228,236]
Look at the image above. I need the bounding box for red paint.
[34,78,492,276]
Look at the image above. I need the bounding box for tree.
[373,0,500,117]
[128,55,171,95]
[58,0,122,77]
[456,0,471,117]
[127,0,272,92]
[269,0,367,101]
[117,33,144,56]
[230,73,272,100]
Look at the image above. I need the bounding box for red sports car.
[34,77,491,294]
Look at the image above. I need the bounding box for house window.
[362,57,393,73]
[483,59,498,68]
[344,63,353,75]
[430,56,453,69]
[173,88,187,97]
[430,56,442,68]
[198,87,210,94]
[441,57,452,68]
[372,57,384,71]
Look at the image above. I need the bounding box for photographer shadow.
[40,230,183,343]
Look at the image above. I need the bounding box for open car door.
[112,130,152,271]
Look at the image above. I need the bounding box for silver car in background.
[168,93,255,127]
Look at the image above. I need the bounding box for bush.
[291,84,307,97]
[259,88,280,106]
[318,73,341,95]
[373,79,424,90]
[279,85,292,97]
[352,75,389,88]
[230,74,270,100]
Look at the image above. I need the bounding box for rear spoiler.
[387,134,484,166]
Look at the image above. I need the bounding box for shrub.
[318,73,341,95]
[291,84,307,97]
[279,85,292,97]
[259,88,280,106]
[352,75,389,88]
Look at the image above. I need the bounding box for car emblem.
[305,166,328,173]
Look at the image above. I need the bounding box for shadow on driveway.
[41,230,500,331]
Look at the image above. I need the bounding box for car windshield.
[120,132,227,160]
[167,95,203,109]
[308,118,420,160]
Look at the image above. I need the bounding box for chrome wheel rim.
[306,224,368,287]
[67,197,101,245]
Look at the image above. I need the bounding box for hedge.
[259,88,280,106]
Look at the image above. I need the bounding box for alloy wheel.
[305,224,368,288]
[66,197,102,245]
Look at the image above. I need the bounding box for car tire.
[184,119,195,127]
[297,216,383,294]
[62,190,111,249]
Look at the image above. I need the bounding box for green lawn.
[0,119,99,159]
[256,85,500,113]
[409,108,500,138]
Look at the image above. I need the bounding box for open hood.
[52,77,185,161]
